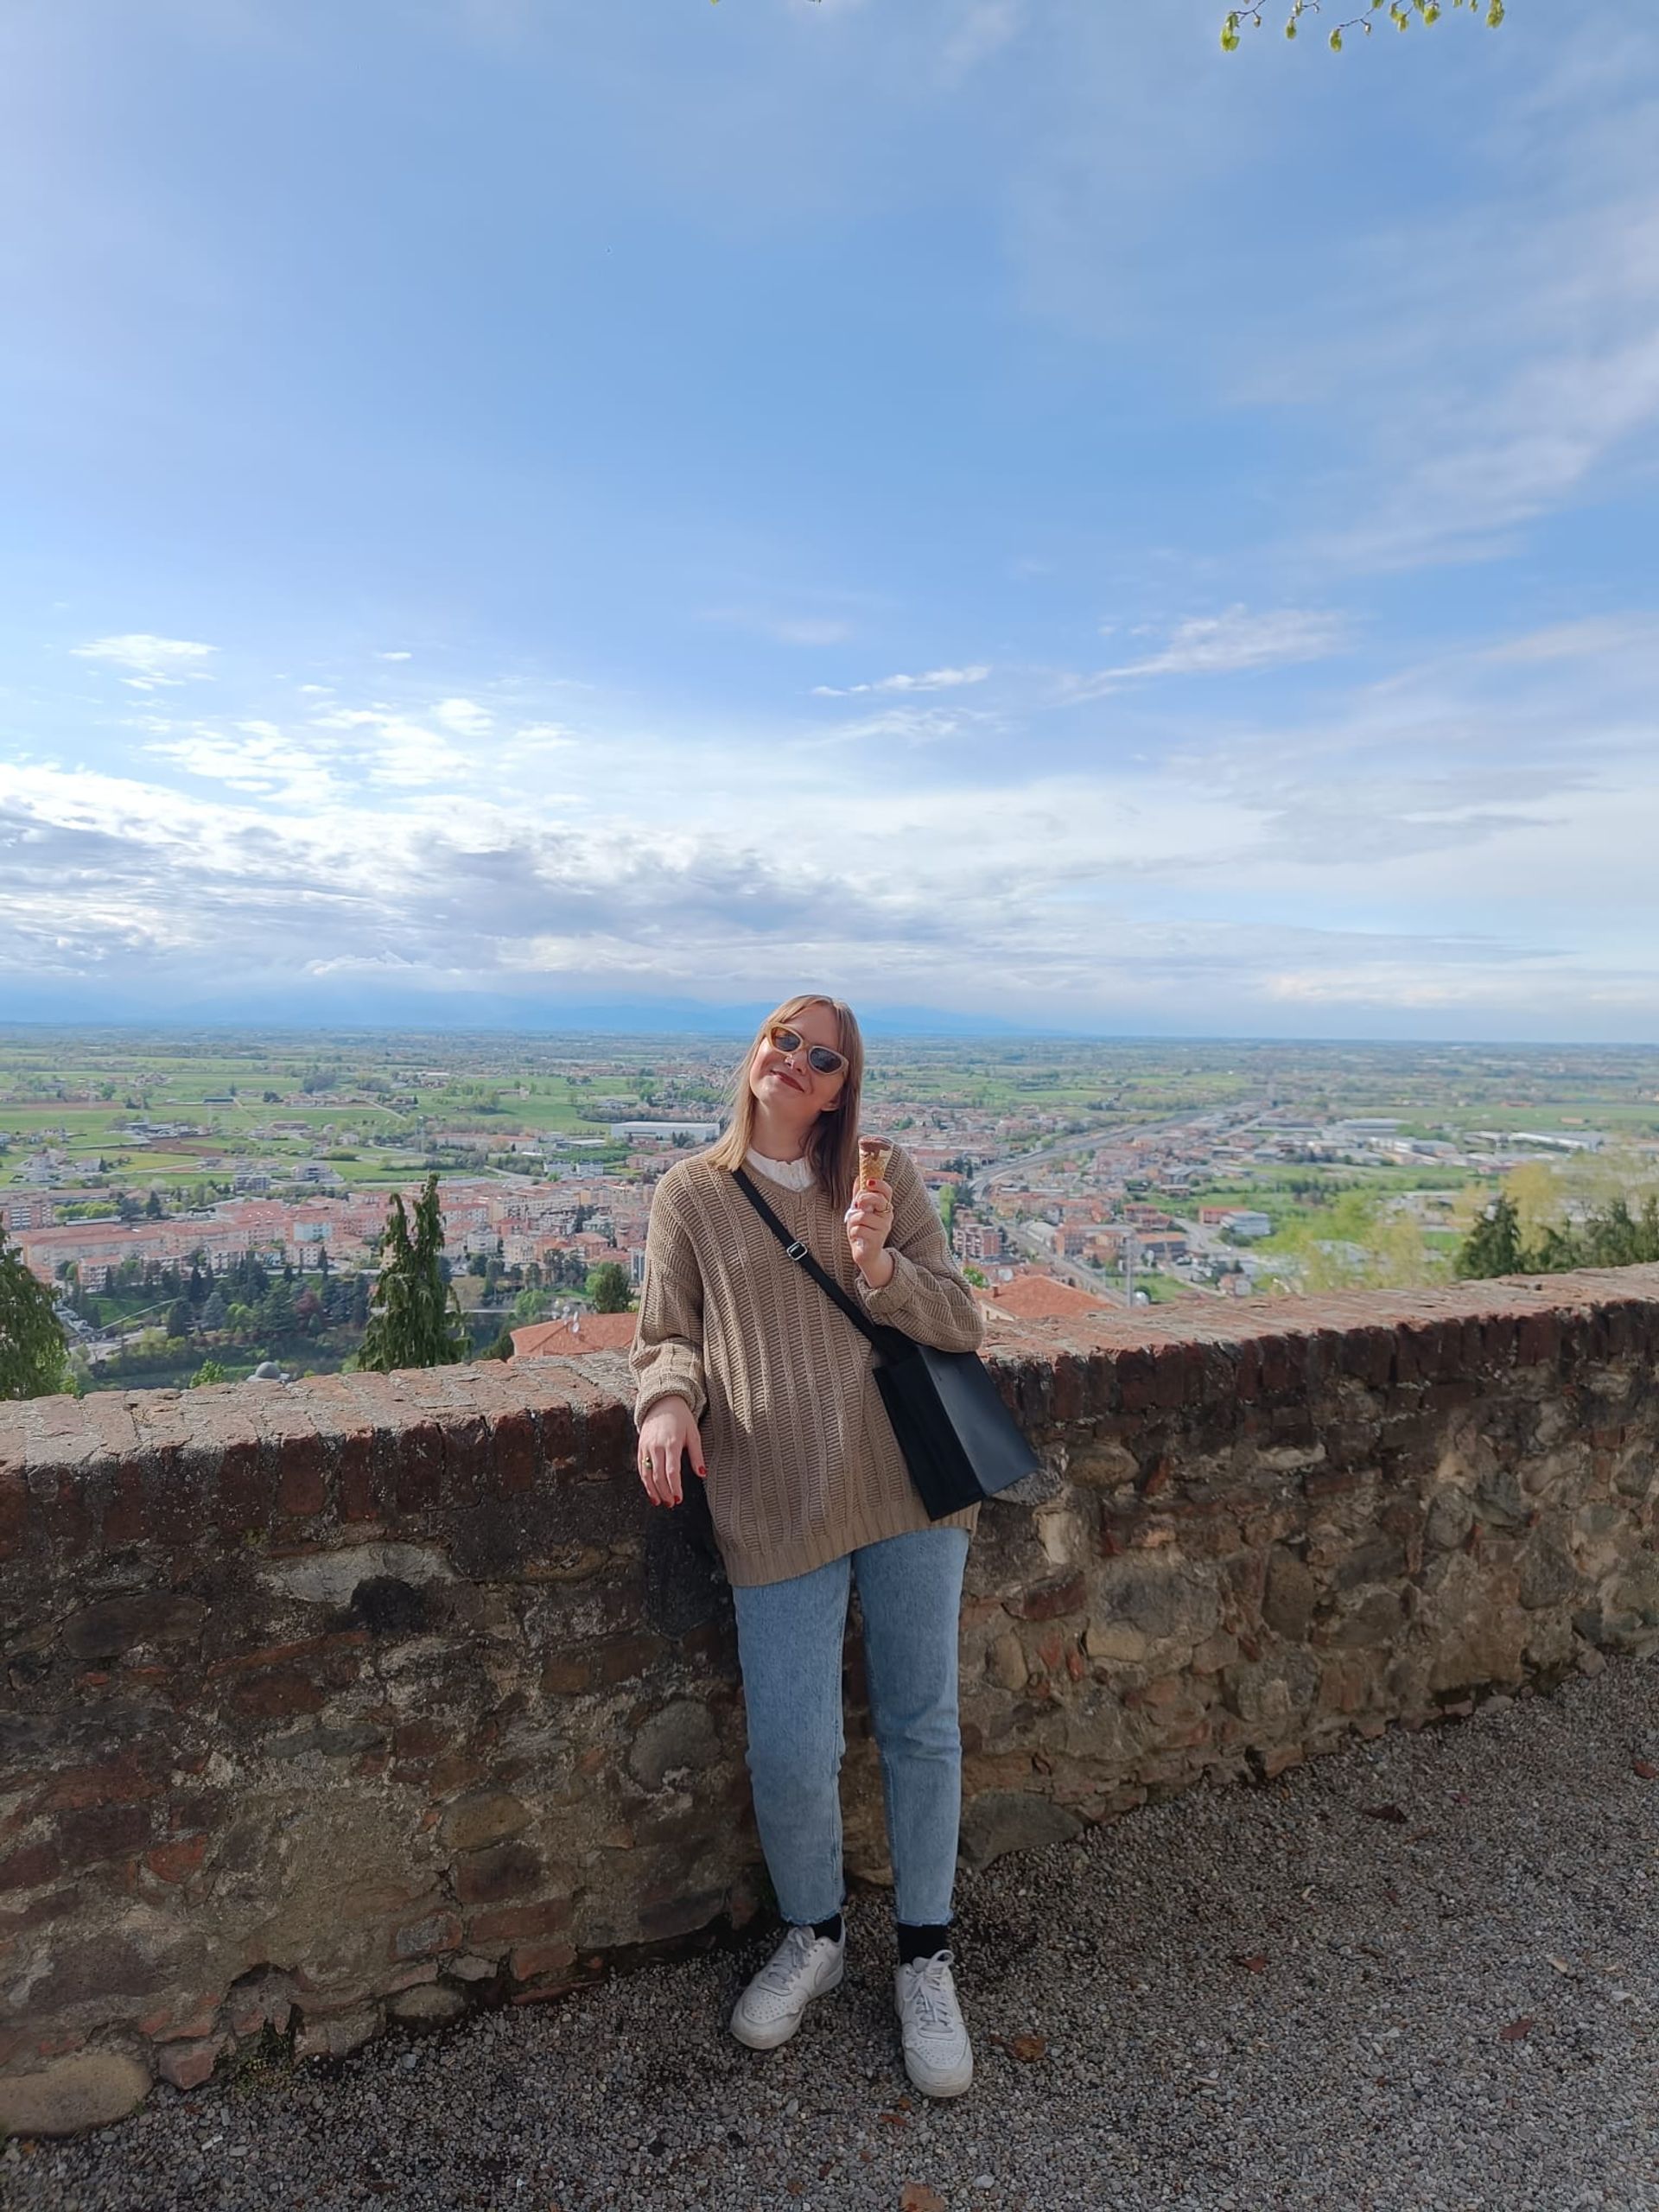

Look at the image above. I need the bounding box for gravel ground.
[6,1655,1657,2212]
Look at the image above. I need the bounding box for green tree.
[1369,1208,1437,1289]
[189,1358,228,1388]
[1582,1195,1659,1268]
[1458,1193,1524,1279]
[166,1299,195,1342]
[586,1262,633,1314]
[1526,1222,1584,1272]
[0,1230,70,1399]
[358,1175,471,1371]
[1476,1192,1659,1279]
[512,1286,552,1325]
[144,1189,165,1220]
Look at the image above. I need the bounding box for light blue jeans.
[731,1525,970,1929]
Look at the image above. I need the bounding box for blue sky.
[3,0,1657,1039]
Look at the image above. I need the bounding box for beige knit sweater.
[628,1145,985,1586]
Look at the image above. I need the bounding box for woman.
[630,992,985,2098]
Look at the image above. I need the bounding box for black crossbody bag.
[733,1167,1039,1520]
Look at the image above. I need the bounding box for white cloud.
[71,634,216,690]
[1276,112,1659,572]
[10,693,1659,1035]
[146,722,336,804]
[375,651,412,662]
[1334,322,1659,571]
[1480,613,1659,665]
[814,664,990,697]
[308,703,468,785]
[306,950,419,976]
[826,704,980,745]
[433,696,493,736]
[23,586,1659,1037]
[1065,608,1350,697]
[372,724,470,786]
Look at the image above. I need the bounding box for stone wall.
[3,1266,1658,2134]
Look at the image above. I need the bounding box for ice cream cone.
[857,1135,894,1190]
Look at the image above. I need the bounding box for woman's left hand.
[845,1176,896,1288]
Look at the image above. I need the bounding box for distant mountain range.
[0,980,1034,1040]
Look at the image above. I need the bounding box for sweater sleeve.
[855,1147,985,1354]
[629,1175,709,1426]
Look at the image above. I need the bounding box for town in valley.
[5,1027,1658,1393]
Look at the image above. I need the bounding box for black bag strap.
[732,1168,906,1357]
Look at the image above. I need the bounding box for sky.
[3,0,1657,1042]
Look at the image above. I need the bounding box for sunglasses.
[766,1023,848,1077]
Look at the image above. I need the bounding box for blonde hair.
[703,992,866,1214]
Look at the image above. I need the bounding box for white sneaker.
[894,1949,974,2098]
[730,1924,845,2051]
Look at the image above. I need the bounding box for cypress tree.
[357,1175,470,1371]
[1457,1193,1523,1279]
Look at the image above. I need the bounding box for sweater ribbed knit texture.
[629,1144,984,1586]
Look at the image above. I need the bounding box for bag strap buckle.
[785,1238,809,1261]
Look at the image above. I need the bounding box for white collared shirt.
[745,1146,815,1192]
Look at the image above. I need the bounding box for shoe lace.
[757,1924,821,1993]
[906,1950,957,2033]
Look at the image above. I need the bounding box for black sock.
[896,1920,951,1966]
[810,1911,843,1943]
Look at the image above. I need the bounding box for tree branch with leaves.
[1223,0,1505,54]
[732,0,1510,57]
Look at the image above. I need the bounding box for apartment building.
[952,1220,1006,1262]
